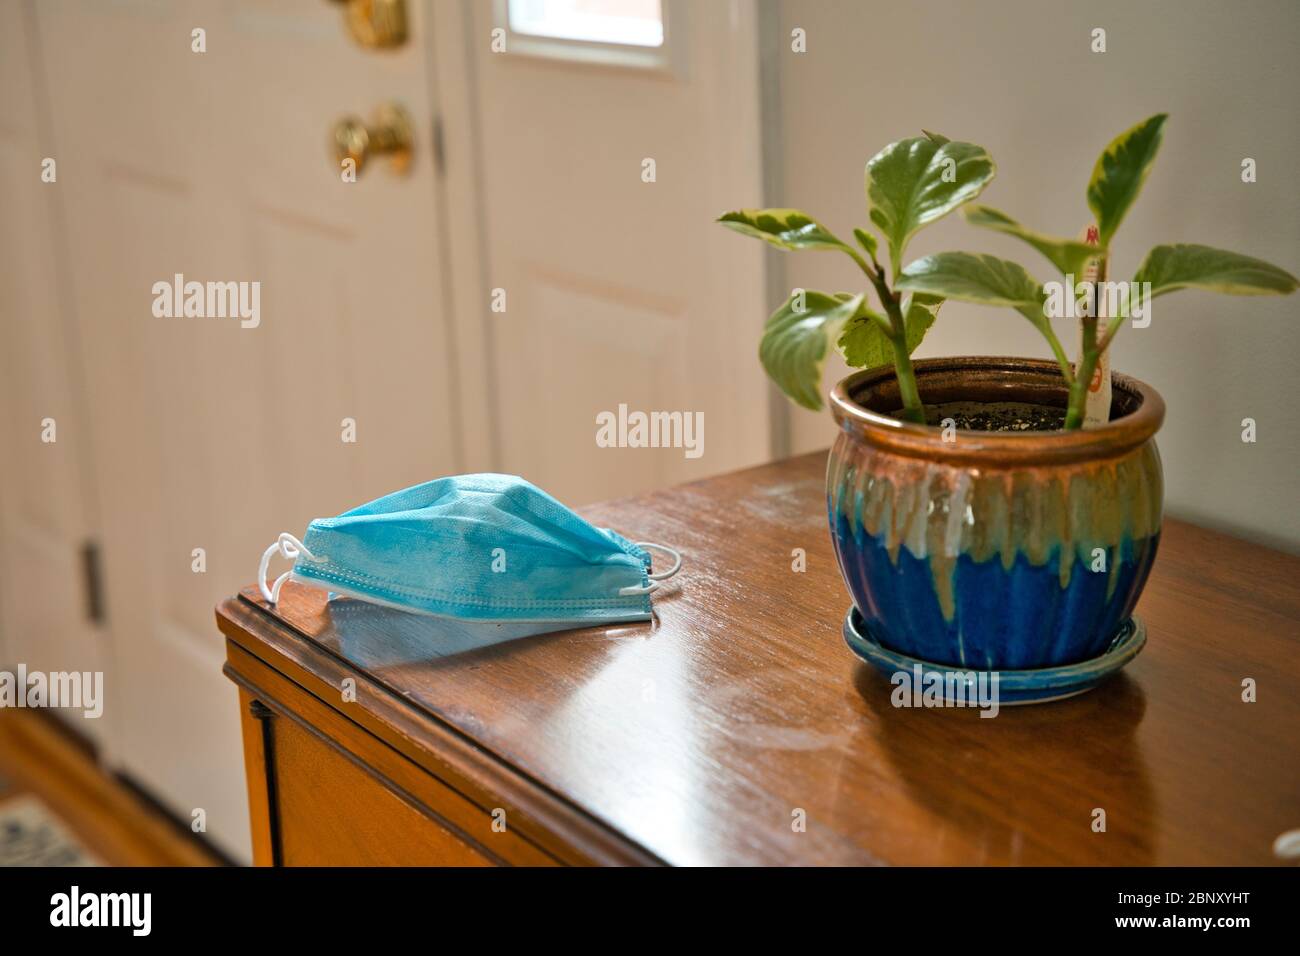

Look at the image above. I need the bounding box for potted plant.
[719,117,1296,702]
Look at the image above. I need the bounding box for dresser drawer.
[261,698,492,866]
[226,643,558,866]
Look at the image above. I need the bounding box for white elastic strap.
[258,532,324,605]
[618,541,683,596]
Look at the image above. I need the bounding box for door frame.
[423,0,498,471]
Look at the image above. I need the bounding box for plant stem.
[879,283,926,425]
[849,245,926,424]
[888,331,926,424]
[846,248,879,283]
[1064,315,1099,430]
[1063,377,1087,430]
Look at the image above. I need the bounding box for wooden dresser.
[218,452,1300,866]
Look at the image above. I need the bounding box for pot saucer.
[843,607,1146,705]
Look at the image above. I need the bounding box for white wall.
[770,0,1300,552]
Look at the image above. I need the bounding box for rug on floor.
[0,794,101,866]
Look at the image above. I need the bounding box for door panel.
[32,0,460,859]
[0,1,107,744]
[529,276,691,493]
[468,0,771,505]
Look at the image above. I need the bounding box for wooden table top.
[223,452,1300,865]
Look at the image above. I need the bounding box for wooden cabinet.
[221,634,639,866]
[240,687,491,867]
[220,452,1300,866]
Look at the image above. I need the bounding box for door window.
[501,0,670,68]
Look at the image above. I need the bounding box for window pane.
[508,0,664,48]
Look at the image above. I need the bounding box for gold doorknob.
[332,103,413,176]
[328,0,407,48]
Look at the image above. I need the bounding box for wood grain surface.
[219,452,1300,865]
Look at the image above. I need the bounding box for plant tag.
[1077,225,1112,427]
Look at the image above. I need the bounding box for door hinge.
[80,540,106,626]
[431,113,446,177]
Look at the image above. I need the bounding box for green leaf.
[899,252,1042,308]
[865,137,996,278]
[898,252,1049,332]
[759,290,865,410]
[836,302,893,369]
[921,129,950,145]
[903,292,944,350]
[1134,243,1299,298]
[717,208,855,255]
[852,227,878,260]
[1086,114,1167,245]
[836,293,943,370]
[964,205,1099,279]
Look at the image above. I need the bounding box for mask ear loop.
[618,541,683,596]
[258,532,326,605]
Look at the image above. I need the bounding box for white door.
[32,0,467,860]
[0,1,107,745]
[465,0,772,504]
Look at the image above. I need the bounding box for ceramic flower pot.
[827,357,1165,673]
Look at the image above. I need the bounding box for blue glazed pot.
[827,358,1165,670]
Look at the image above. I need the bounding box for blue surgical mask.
[257,474,681,630]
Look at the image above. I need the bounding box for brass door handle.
[332,103,413,176]
[328,0,407,49]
